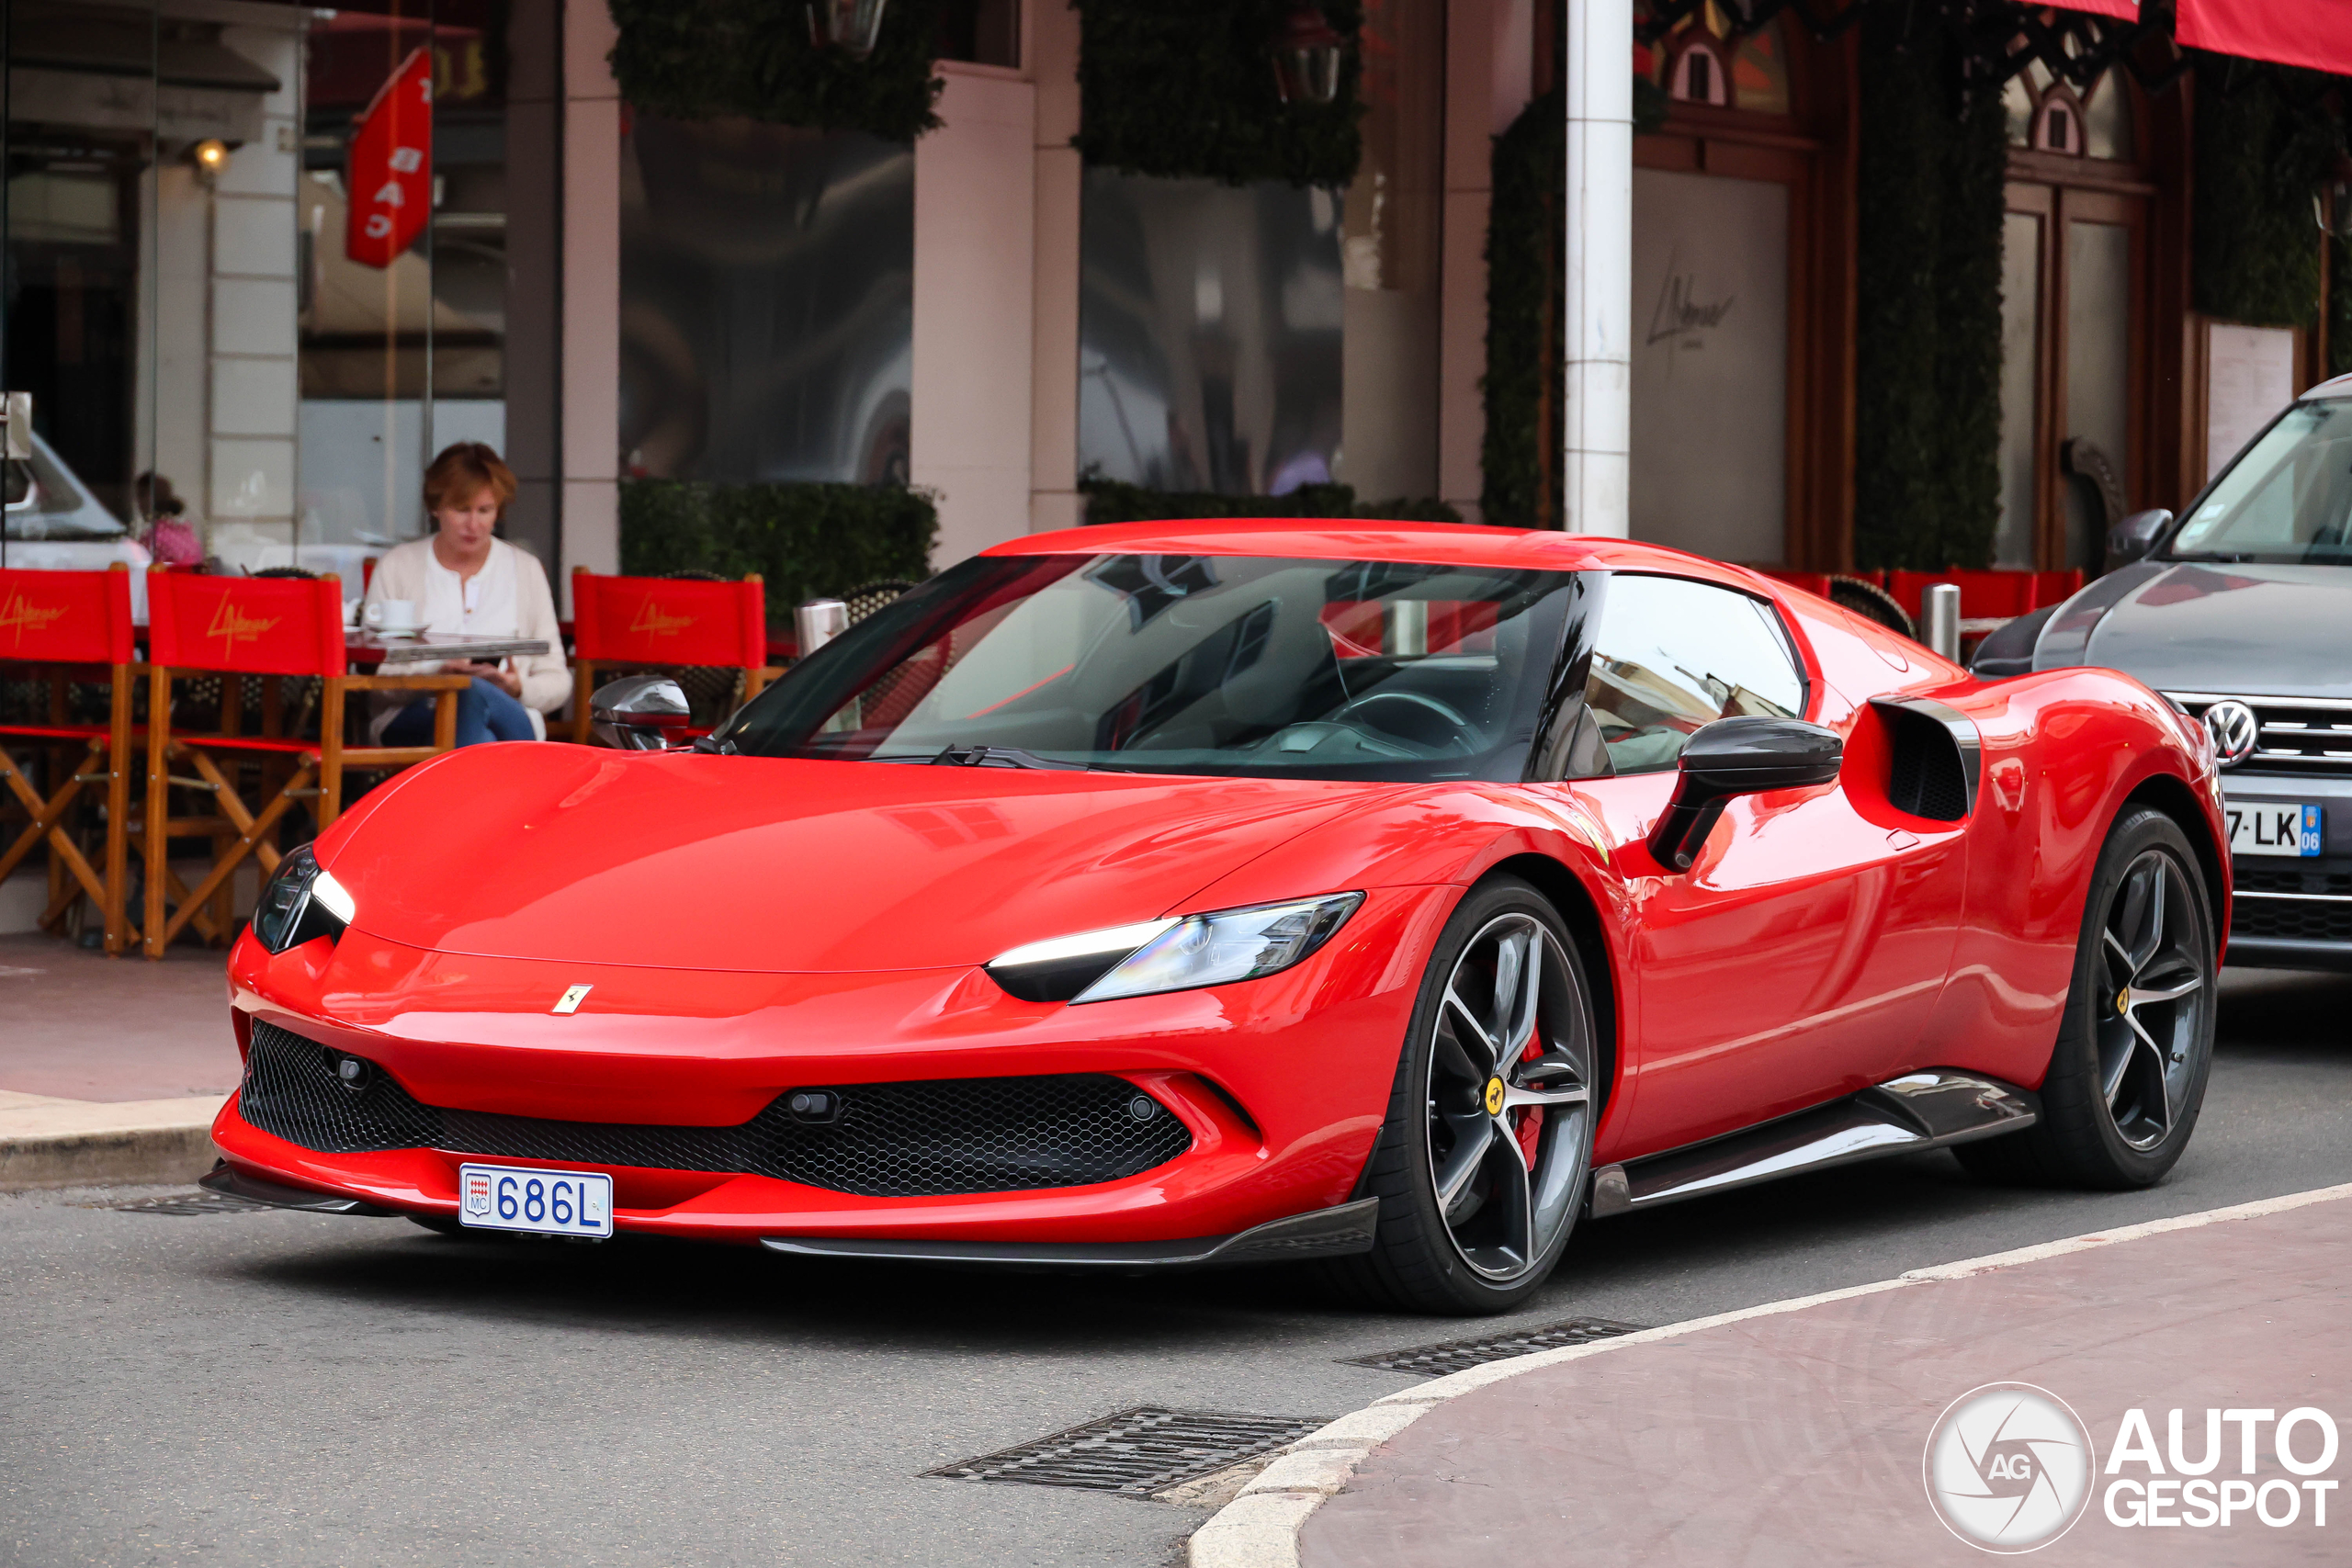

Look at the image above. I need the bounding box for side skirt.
[1588,1070,2038,1219]
[761,1196,1381,1272]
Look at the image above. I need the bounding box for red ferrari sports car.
[207,523,2227,1313]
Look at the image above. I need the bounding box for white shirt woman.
[359,445,569,745]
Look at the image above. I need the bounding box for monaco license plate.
[458,1163,614,1239]
[2227,804,2323,859]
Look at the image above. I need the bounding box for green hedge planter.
[605,0,945,141]
[619,479,938,617]
[2192,59,2339,332]
[1074,0,1365,186]
[1480,88,1564,531]
[1080,478,1460,525]
[1852,8,2005,572]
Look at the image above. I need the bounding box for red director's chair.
[569,570,776,743]
[141,569,468,958]
[0,563,141,953]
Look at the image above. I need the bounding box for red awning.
[2177,0,2352,77]
[2047,1,2352,77]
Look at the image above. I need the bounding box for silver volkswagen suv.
[1973,379,2352,970]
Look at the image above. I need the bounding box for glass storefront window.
[618,115,913,485]
[2,0,513,592]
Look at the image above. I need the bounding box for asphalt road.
[6,967,2349,1568]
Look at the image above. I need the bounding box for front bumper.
[2218,773,2352,970]
[216,886,1452,1247]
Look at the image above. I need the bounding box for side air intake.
[1873,697,1980,822]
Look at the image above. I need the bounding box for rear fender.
[1913,669,2220,1085]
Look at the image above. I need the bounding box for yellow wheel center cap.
[1485,1077,1506,1115]
[2118,988,2131,1015]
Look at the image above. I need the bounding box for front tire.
[1329,876,1600,1314]
[1956,807,2217,1188]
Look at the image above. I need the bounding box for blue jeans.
[383,676,538,748]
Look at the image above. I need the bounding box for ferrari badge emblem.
[552,984,593,1015]
[1485,1077,1506,1115]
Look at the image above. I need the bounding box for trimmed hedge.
[1480,89,1564,531]
[605,0,944,141]
[1074,1,1364,186]
[619,479,936,618]
[1851,8,2006,571]
[2192,59,2340,330]
[1079,478,1460,525]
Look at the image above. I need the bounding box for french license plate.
[2226,803,2323,859]
[458,1163,614,1239]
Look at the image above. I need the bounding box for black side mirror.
[2106,508,2171,568]
[589,675,691,750]
[1647,716,1844,873]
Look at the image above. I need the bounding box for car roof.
[986,518,1768,589]
[2301,373,2352,400]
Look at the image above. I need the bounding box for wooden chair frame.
[0,563,144,953]
[0,662,140,953]
[141,570,469,958]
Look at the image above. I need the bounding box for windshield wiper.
[925,744,1091,771]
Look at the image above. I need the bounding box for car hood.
[323,746,1386,971]
[2081,561,2352,700]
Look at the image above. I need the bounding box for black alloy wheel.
[1332,876,1600,1314]
[1957,807,2217,1188]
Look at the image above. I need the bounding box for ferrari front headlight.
[986,894,1363,1005]
[250,844,356,954]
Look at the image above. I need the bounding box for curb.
[0,1095,226,1191]
[1185,1179,2352,1568]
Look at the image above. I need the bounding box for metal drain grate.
[923,1407,1330,1495]
[86,1190,275,1216]
[1340,1315,1649,1378]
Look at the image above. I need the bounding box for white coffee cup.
[366,599,421,635]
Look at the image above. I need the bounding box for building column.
[559,0,622,602]
[1028,0,1083,535]
[208,17,304,554]
[1562,0,1631,536]
[503,0,563,572]
[911,66,1037,568]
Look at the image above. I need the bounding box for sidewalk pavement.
[0,933,237,1188]
[1195,1186,2352,1568]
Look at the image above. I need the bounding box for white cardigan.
[360,537,571,735]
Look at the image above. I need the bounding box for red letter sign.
[345,46,433,269]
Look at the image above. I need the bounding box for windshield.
[2167,400,2352,565]
[718,552,1585,781]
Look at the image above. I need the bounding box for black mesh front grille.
[241,1020,447,1152]
[238,1020,1193,1196]
[2232,899,2352,942]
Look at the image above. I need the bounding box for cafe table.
[343,630,552,669]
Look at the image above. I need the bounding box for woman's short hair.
[423,442,518,519]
